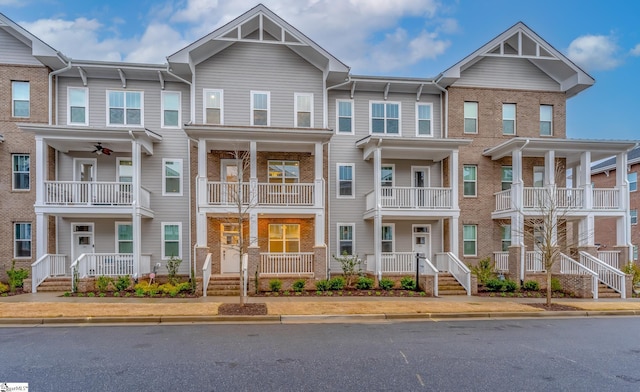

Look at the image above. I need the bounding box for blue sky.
[3,0,639,140]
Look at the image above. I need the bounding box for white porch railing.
[72,253,135,278]
[579,251,626,298]
[207,182,314,206]
[494,189,511,212]
[207,182,252,205]
[379,187,453,209]
[493,251,509,272]
[525,251,544,272]
[260,253,314,275]
[202,253,212,297]
[556,188,584,209]
[381,252,415,273]
[435,252,471,295]
[497,186,621,212]
[592,189,620,209]
[31,254,67,292]
[560,253,598,299]
[44,181,133,205]
[597,251,620,269]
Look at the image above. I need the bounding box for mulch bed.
[218,303,267,315]
[526,303,581,311]
[256,289,427,297]
[0,289,27,297]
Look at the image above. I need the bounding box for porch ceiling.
[356,136,472,161]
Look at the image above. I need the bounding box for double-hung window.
[12,154,30,191]
[14,222,31,258]
[269,224,300,253]
[540,105,553,136]
[464,102,478,134]
[68,87,88,125]
[337,224,355,256]
[12,81,30,118]
[463,165,477,197]
[501,166,512,191]
[116,222,133,253]
[416,103,433,136]
[463,225,477,256]
[337,163,354,198]
[501,224,511,251]
[628,172,637,192]
[295,93,313,127]
[533,166,545,187]
[371,102,400,134]
[204,89,223,124]
[337,100,354,134]
[381,225,394,253]
[162,91,181,128]
[108,91,142,126]
[117,158,133,183]
[632,209,638,225]
[502,103,516,135]
[268,161,299,184]
[163,159,182,196]
[381,165,394,197]
[251,91,270,126]
[162,223,181,259]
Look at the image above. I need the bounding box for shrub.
[87,292,95,297]
[502,279,517,292]
[400,277,416,290]
[523,280,540,291]
[379,278,394,291]
[269,279,282,292]
[166,256,182,285]
[485,278,517,292]
[355,276,374,290]
[328,276,345,290]
[469,257,496,285]
[623,262,640,287]
[177,282,192,293]
[96,276,113,293]
[115,275,131,292]
[292,279,306,292]
[484,278,503,292]
[6,260,29,292]
[315,279,330,292]
[332,252,362,287]
[0,282,8,294]
[551,277,562,292]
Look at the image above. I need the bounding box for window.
[12,81,30,117]
[204,89,223,124]
[501,166,512,191]
[337,163,354,198]
[251,91,270,126]
[14,222,31,258]
[463,225,477,256]
[268,224,300,253]
[628,172,637,192]
[501,224,511,251]
[502,103,516,135]
[12,154,30,190]
[463,165,477,197]
[116,222,133,253]
[338,224,355,256]
[533,166,545,187]
[268,161,299,184]
[381,165,394,197]
[464,102,478,134]
[162,91,181,128]
[162,223,182,259]
[117,158,133,183]
[634,245,638,261]
[337,100,354,134]
[68,87,88,125]
[163,159,182,196]
[381,224,394,253]
[416,103,433,136]
[371,102,400,134]
[632,209,638,225]
[108,91,142,126]
[295,93,313,127]
[540,105,553,136]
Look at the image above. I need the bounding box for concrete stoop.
[36,277,72,292]
[207,276,241,296]
[438,273,467,296]
[598,283,622,298]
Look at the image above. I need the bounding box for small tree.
[332,252,362,287]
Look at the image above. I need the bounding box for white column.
[579,215,595,246]
[314,142,323,208]
[373,147,382,279]
[36,213,47,258]
[131,141,142,278]
[544,150,555,186]
[249,212,258,247]
[615,151,631,248]
[315,212,325,247]
[195,139,208,247]
[35,137,46,206]
[511,149,523,211]
[449,150,459,210]
[249,141,258,205]
[450,216,459,257]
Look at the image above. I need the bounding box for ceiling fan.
[92,142,113,156]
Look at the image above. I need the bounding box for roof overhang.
[356,136,472,161]
[331,75,442,98]
[53,60,186,86]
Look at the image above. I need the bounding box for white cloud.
[124,23,188,63]
[567,34,621,71]
[630,43,640,56]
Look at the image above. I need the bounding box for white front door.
[413,225,431,262]
[412,166,430,207]
[221,159,239,204]
[73,158,96,204]
[72,223,94,267]
[221,223,240,273]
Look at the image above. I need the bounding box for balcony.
[207,182,316,207]
[41,181,151,212]
[494,187,621,214]
[365,186,453,214]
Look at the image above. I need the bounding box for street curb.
[281,314,386,323]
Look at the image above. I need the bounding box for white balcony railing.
[555,188,584,209]
[31,254,67,292]
[207,182,314,206]
[435,252,471,295]
[496,186,621,212]
[365,187,453,210]
[592,189,620,209]
[494,189,511,212]
[526,251,544,272]
[493,251,509,272]
[44,181,151,209]
[260,253,314,275]
[597,251,620,269]
[560,253,598,299]
[579,251,626,298]
[381,252,415,273]
[72,253,135,278]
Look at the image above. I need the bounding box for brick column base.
[248,246,260,294]
[613,246,630,268]
[313,245,327,281]
[194,246,210,278]
[508,245,523,283]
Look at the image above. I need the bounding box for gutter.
[434,74,448,138]
[48,59,73,125]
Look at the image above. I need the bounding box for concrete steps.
[438,273,467,296]
[598,283,621,298]
[37,276,72,292]
[207,275,241,296]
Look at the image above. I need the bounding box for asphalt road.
[1,318,640,391]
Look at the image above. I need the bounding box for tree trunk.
[546,270,552,306]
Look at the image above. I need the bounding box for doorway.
[71,223,94,264]
[221,159,240,204]
[73,158,96,204]
[411,166,430,207]
[220,223,240,273]
[412,225,431,262]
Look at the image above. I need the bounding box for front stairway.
[598,283,622,298]
[437,273,467,296]
[207,275,241,296]
[37,277,72,292]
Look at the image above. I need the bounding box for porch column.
[249,141,258,205]
[448,150,459,257]
[35,137,46,206]
[36,213,47,259]
[314,142,323,208]
[449,216,459,258]
[131,140,142,278]
[373,147,382,279]
[249,212,258,248]
[544,150,555,186]
[196,139,208,247]
[579,151,593,209]
[511,149,523,212]
[578,215,595,247]
[616,151,632,259]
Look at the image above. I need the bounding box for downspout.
[434,75,448,138]
[49,57,72,125]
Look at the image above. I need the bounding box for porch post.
[35,137,46,206]
[615,151,632,259]
[373,147,382,279]
[36,213,47,259]
[579,151,593,209]
[544,150,555,186]
[249,212,258,248]
[449,150,459,257]
[250,141,258,205]
[314,142,323,208]
[511,149,523,212]
[196,139,208,247]
[131,140,142,278]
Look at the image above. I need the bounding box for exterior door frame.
[71,222,95,264]
[411,166,430,207]
[73,158,97,182]
[220,223,240,274]
[412,224,432,262]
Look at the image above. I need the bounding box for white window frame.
[161,222,182,260]
[267,160,300,184]
[415,102,433,137]
[501,166,512,191]
[381,164,395,198]
[628,172,637,192]
[464,102,478,134]
[106,90,144,127]
[251,91,270,126]
[370,101,401,135]
[463,224,477,256]
[12,154,30,191]
[12,81,30,118]
[161,91,181,128]
[14,222,32,259]
[533,166,545,187]
[116,157,133,183]
[501,224,511,251]
[631,209,638,225]
[337,223,355,256]
[294,93,313,128]
[463,165,477,197]
[115,221,133,254]
[203,89,223,125]
[162,159,183,196]
[540,104,553,136]
[502,103,516,135]
[268,224,300,253]
[336,99,354,134]
[67,87,88,125]
[381,223,395,253]
[336,163,355,198]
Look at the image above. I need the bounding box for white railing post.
[202,253,212,297]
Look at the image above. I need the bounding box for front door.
[221,159,239,204]
[413,225,431,262]
[72,223,94,268]
[74,158,96,204]
[221,223,240,273]
[412,166,430,207]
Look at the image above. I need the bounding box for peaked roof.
[167,4,349,84]
[591,145,640,173]
[0,12,68,69]
[438,22,594,98]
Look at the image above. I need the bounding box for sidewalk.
[1,292,640,325]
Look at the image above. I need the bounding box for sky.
[2,0,639,140]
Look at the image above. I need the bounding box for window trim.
[464,101,478,134]
[540,104,553,136]
[631,209,638,225]
[415,102,433,137]
[336,99,354,135]
[501,165,512,191]
[463,164,477,197]
[161,91,181,128]
[268,224,301,253]
[12,154,30,191]
[115,221,133,254]
[369,101,401,136]
[106,90,144,127]
[162,158,183,196]
[14,222,32,259]
[294,93,314,128]
[381,223,395,253]
[251,90,270,126]
[267,160,300,184]
[12,81,30,118]
[161,222,182,260]
[116,157,133,183]
[502,103,516,135]
[501,224,512,251]
[533,166,545,188]
[336,163,355,199]
[337,223,355,256]
[67,87,89,126]
[628,172,637,192]
[463,224,478,257]
[203,88,224,125]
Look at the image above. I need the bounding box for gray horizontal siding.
[0,28,41,65]
[454,57,560,91]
